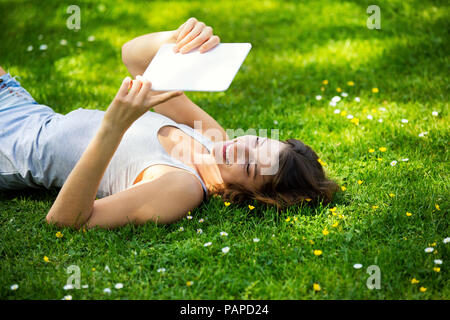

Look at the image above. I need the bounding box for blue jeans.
[0,73,56,190]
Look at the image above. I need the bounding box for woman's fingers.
[148,91,183,107]
[199,35,220,53]
[175,18,197,47]
[181,27,213,53]
[116,76,131,98]
[129,77,142,96]
[175,21,205,53]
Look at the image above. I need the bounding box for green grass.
[0,0,448,299]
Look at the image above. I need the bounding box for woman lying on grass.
[0,18,338,229]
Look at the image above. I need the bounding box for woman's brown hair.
[216,139,339,209]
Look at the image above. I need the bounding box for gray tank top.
[36,108,214,199]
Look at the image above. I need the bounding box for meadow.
[0,0,448,299]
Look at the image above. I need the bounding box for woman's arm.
[122,18,228,142]
[46,77,182,228]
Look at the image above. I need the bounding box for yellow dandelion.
[55,231,63,238]
[186,281,194,287]
[317,158,327,166]
[294,217,298,221]
[305,198,312,202]
[322,80,328,85]
[389,193,395,197]
[341,186,347,191]
[347,81,355,86]
[406,212,412,217]
[435,204,440,211]
[92,268,96,271]
[313,249,323,256]
[377,158,383,162]
[322,228,329,236]
[248,205,255,210]
[313,283,321,291]
[369,148,375,153]
[411,278,419,284]
[336,87,342,93]
[379,147,387,152]
[433,267,440,273]
[419,287,427,292]
[341,110,347,117]
[350,118,359,125]
[331,221,339,228]
[43,256,50,263]
[357,180,363,185]
[329,206,337,212]
[430,242,436,247]
[224,201,231,207]
[372,205,379,210]
[285,217,291,222]
[338,214,344,219]
[372,88,379,93]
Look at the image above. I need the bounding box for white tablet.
[142,43,252,92]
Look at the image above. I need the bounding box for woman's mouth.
[222,141,235,164]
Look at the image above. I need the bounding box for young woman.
[0,18,338,229]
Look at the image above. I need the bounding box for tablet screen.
[142,43,252,92]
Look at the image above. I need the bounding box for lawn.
[0,0,448,300]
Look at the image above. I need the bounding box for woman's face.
[211,135,287,191]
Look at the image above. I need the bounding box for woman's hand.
[103,76,182,133]
[172,17,220,54]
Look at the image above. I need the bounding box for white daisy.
[60,39,68,46]
[203,242,212,247]
[378,119,383,123]
[347,114,354,119]
[315,95,322,100]
[401,119,408,123]
[390,160,397,166]
[87,35,95,42]
[379,107,386,112]
[329,101,337,107]
[39,44,48,51]
[253,238,260,242]
[10,284,19,290]
[341,92,348,97]
[418,131,428,137]
[179,227,184,231]
[353,263,363,269]
[115,283,123,289]
[222,246,230,253]
[273,120,278,125]
[367,115,373,120]
[63,284,74,290]
[444,237,450,244]
[186,215,192,220]
[354,97,360,102]
[197,228,203,234]
[103,288,111,294]
[424,247,434,253]
[27,45,33,52]
[331,96,341,103]
[62,295,72,300]
[198,218,204,223]
[434,259,443,265]
[157,268,166,273]
[220,231,228,237]
[432,111,438,116]
[334,109,341,114]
